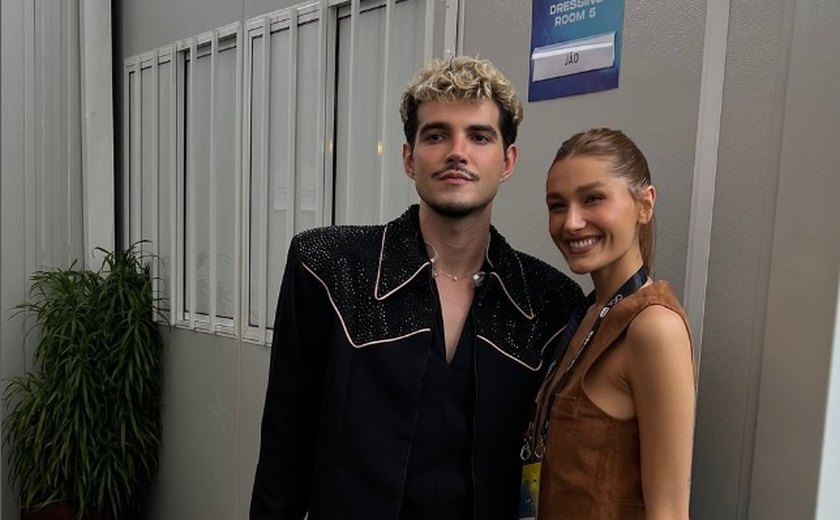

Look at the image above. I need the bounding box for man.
[250,56,583,519]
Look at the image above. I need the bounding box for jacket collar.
[374,205,535,319]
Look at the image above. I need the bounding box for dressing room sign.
[529,0,625,101]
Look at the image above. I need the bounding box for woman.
[525,128,696,519]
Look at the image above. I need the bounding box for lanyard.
[521,267,648,462]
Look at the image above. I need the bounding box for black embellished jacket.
[250,205,583,520]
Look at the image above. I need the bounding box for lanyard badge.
[519,461,541,520]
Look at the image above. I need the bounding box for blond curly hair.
[400,56,524,150]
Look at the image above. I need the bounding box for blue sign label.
[529,0,625,101]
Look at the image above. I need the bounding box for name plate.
[531,32,615,81]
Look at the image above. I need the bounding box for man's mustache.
[431,164,479,181]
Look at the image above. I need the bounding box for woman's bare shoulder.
[624,303,692,370]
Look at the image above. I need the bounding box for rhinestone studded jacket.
[251,205,583,520]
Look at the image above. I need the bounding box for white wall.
[746,0,840,517]
[692,0,793,516]
[1,0,115,516]
[1,0,87,516]
[1,3,29,516]
[690,0,840,518]
[816,279,840,519]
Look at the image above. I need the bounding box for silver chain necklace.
[425,242,486,287]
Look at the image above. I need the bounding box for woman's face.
[546,156,652,277]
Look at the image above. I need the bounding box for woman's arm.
[625,304,696,520]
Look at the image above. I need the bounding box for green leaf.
[2,243,167,514]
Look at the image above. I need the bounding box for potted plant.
[3,243,167,519]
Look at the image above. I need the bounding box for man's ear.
[499,144,518,184]
[402,142,415,180]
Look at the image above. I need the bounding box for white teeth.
[568,237,597,250]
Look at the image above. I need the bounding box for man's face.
[402,99,518,218]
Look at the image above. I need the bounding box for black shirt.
[399,302,475,519]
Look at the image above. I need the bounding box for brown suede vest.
[536,281,694,519]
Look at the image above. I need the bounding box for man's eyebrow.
[418,121,451,133]
[417,122,499,136]
[467,123,498,136]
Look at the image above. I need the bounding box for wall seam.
[683,0,730,364]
